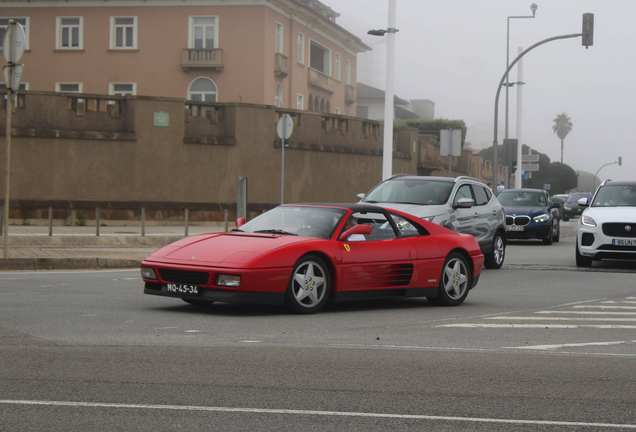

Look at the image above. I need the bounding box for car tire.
[575,240,593,267]
[428,252,471,306]
[543,222,554,245]
[484,231,505,269]
[553,221,560,243]
[182,299,214,307]
[285,255,331,314]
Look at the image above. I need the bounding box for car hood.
[583,206,636,222]
[368,202,447,218]
[143,232,317,268]
[503,206,549,216]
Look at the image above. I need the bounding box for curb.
[0,257,142,271]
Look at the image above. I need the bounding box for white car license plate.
[613,239,636,246]
[506,226,524,231]
[166,283,199,294]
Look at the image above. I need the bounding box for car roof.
[600,181,636,187]
[499,188,545,193]
[385,175,483,184]
[285,203,387,213]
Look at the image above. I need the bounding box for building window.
[275,23,283,54]
[187,77,217,102]
[335,53,341,81]
[0,18,29,50]
[56,83,82,93]
[297,94,304,110]
[345,60,351,86]
[109,83,136,96]
[57,17,82,49]
[297,33,304,64]
[111,17,137,49]
[275,83,283,107]
[189,16,217,49]
[310,40,330,75]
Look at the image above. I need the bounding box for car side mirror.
[578,197,590,207]
[236,217,246,228]
[455,198,475,209]
[356,193,366,201]
[339,224,373,241]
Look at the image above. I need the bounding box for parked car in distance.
[141,203,484,313]
[496,189,561,245]
[358,175,506,269]
[563,192,593,221]
[575,181,636,267]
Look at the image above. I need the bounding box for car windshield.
[363,179,454,205]
[567,193,591,203]
[497,192,546,207]
[236,206,347,239]
[591,185,636,207]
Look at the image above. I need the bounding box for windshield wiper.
[254,229,298,236]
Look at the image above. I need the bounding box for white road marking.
[504,341,636,350]
[80,314,97,317]
[575,305,636,310]
[154,326,178,330]
[1,399,635,429]
[437,324,636,329]
[184,330,201,333]
[537,311,636,315]
[487,316,636,322]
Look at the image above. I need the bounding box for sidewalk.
[0,223,229,271]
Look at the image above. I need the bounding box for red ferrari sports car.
[141,204,484,313]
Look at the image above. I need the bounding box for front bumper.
[577,226,636,260]
[505,223,551,240]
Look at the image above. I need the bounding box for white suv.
[576,180,636,267]
[359,175,506,269]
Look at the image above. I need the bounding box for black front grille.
[159,269,210,285]
[602,223,636,238]
[506,215,530,226]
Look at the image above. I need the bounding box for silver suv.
[359,175,506,269]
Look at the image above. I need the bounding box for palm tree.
[552,113,573,163]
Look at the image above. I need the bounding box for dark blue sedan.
[497,189,561,245]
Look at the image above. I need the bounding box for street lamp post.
[492,13,594,196]
[504,4,537,188]
[594,157,622,190]
[368,0,398,181]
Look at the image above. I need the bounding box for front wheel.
[285,255,331,314]
[428,252,471,306]
[484,232,505,269]
[553,221,560,243]
[543,222,554,245]
[575,240,593,267]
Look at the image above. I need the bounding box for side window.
[472,185,489,206]
[390,214,421,238]
[453,184,473,206]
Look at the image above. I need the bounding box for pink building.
[1,0,369,114]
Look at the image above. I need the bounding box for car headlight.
[216,274,241,287]
[581,215,597,227]
[140,267,157,280]
[533,214,550,223]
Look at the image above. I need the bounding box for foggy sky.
[334,0,634,184]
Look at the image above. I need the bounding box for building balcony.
[181,48,223,71]
[345,85,355,104]
[308,68,334,93]
[274,53,289,77]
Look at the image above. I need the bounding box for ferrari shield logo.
[344,244,350,252]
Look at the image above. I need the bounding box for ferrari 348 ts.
[141,204,484,313]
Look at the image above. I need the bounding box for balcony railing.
[274,53,289,76]
[308,68,335,93]
[181,48,223,71]
[345,85,355,104]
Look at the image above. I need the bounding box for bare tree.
[552,113,573,163]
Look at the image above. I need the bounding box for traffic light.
[582,13,594,49]
[502,139,518,165]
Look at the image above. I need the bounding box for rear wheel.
[484,231,505,269]
[285,255,331,314]
[575,240,593,267]
[428,252,471,306]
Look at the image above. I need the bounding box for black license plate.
[166,283,199,295]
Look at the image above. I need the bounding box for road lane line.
[487,317,636,322]
[504,341,636,350]
[1,399,635,429]
[575,306,636,310]
[536,311,636,315]
[437,324,636,329]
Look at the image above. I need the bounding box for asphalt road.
[1,220,635,431]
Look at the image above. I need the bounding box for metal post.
[382,0,397,180]
[281,136,285,204]
[3,86,12,258]
[49,207,53,236]
[184,208,189,236]
[95,207,100,236]
[515,47,524,189]
[141,208,145,236]
[224,209,229,232]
